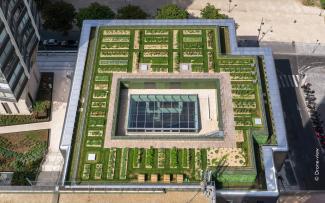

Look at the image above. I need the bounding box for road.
[274,54,325,190]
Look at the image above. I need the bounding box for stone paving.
[207,148,246,167]
[65,0,325,44]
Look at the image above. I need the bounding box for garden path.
[0,53,76,184]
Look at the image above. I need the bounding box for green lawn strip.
[113,148,122,180]
[182,149,190,169]
[219,173,256,186]
[178,30,184,64]
[158,148,165,168]
[82,164,91,180]
[106,148,116,179]
[145,147,155,168]
[127,30,135,72]
[194,149,202,180]
[75,28,103,181]
[168,30,174,72]
[85,138,102,148]
[131,148,141,168]
[165,148,170,169]
[202,29,209,72]
[169,147,178,169]
[119,148,129,179]
[67,30,95,179]
[189,149,196,181]
[100,149,109,180]
[94,163,103,180]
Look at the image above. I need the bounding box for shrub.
[42,1,75,33]
[201,3,228,19]
[76,3,115,28]
[117,5,148,19]
[155,4,189,19]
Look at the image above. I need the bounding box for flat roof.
[60,19,288,197]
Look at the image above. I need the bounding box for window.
[27,92,33,104]
[9,63,23,87]
[13,103,20,113]
[0,29,7,44]
[1,102,12,114]
[0,41,14,67]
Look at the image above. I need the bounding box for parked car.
[43,39,59,46]
[60,40,68,46]
[67,40,78,47]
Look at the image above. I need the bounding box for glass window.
[9,63,22,87]
[0,29,7,43]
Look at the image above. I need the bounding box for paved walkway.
[0,122,50,134]
[0,53,76,184]
[66,0,325,44]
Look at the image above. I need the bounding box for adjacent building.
[0,0,40,114]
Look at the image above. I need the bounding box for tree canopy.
[76,3,115,28]
[200,3,228,19]
[34,0,49,11]
[117,4,148,19]
[42,1,76,33]
[155,4,189,19]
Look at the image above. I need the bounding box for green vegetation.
[96,27,218,73]
[76,3,115,28]
[68,25,272,189]
[0,130,48,185]
[155,4,189,19]
[117,5,148,19]
[0,73,53,126]
[42,1,76,33]
[200,3,228,19]
[321,0,325,8]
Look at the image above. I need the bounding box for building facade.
[0,0,40,114]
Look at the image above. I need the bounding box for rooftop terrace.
[60,20,288,197]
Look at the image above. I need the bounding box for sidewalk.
[65,0,325,44]
[0,122,50,134]
[0,70,72,175]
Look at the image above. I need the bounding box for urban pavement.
[274,54,325,190]
[64,0,325,44]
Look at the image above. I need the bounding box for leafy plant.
[117,5,148,19]
[201,3,228,19]
[76,3,115,28]
[155,4,189,19]
[42,1,76,33]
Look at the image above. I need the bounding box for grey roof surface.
[60,19,288,196]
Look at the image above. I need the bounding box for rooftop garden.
[67,25,274,189]
[0,130,49,185]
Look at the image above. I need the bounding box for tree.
[34,0,49,11]
[155,4,189,19]
[116,4,148,19]
[76,3,115,28]
[42,1,75,33]
[201,3,228,19]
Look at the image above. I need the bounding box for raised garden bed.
[0,73,53,126]
[0,130,49,185]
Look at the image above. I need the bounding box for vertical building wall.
[0,0,40,115]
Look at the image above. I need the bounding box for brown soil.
[0,130,49,171]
